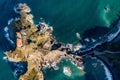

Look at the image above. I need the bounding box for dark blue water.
[0,0,18,51]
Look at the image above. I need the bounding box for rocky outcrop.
[6,3,68,80]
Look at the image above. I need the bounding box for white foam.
[98,59,113,80]
[103,64,112,80]
[74,44,82,51]
[91,38,96,42]
[4,26,8,32]
[4,26,14,45]
[8,18,14,25]
[14,6,19,13]
[76,32,81,39]
[78,20,120,54]
[3,56,7,60]
[84,38,90,42]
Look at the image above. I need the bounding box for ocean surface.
[42,58,111,80]
[0,0,120,80]
[0,53,16,80]
[18,0,120,43]
[42,58,85,80]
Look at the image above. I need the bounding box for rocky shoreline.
[4,2,120,80]
[5,3,84,80]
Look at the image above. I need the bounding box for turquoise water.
[42,58,85,80]
[18,0,120,43]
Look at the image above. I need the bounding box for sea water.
[42,57,112,80]
[18,0,120,43]
[0,53,16,80]
[83,56,112,80]
[42,58,85,80]
[0,0,120,80]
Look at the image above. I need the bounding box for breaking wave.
[14,5,19,14]
[99,59,113,80]
[77,20,120,54]
[4,18,15,45]
[4,26,14,45]
[8,18,14,25]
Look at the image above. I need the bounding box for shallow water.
[42,58,112,80]
[42,58,85,80]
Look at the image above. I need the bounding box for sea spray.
[8,18,14,25]
[14,6,19,14]
[4,26,14,45]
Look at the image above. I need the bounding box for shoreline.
[2,1,119,80]
[5,3,85,80]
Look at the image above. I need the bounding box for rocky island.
[5,3,83,80]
